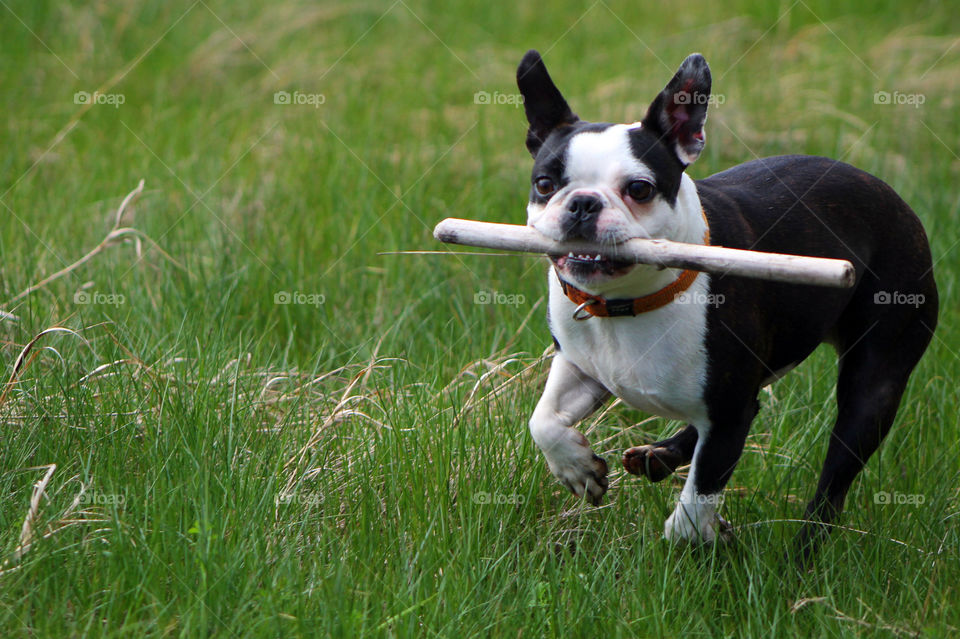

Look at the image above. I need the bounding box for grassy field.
[1,0,958,636]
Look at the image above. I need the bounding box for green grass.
[1,0,958,636]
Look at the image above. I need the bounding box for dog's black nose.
[561,194,604,239]
[567,194,603,218]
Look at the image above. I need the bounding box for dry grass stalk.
[1,179,188,314]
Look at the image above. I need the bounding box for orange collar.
[557,213,710,319]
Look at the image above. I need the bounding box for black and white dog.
[516,50,938,553]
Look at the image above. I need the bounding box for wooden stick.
[434,218,856,288]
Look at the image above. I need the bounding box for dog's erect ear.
[517,50,579,157]
[642,53,711,166]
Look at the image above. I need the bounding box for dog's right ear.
[517,50,579,157]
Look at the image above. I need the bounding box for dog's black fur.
[517,49,938,558]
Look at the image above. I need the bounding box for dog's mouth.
[550,253,635,279]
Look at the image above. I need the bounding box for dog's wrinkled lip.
[550,253,636,279]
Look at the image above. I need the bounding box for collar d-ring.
[572,299,597,321]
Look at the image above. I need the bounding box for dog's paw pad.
[622,444,683,482]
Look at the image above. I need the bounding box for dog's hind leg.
[795,316,935,561]
[622,425,698,481]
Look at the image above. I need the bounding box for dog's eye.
[626,180,655,203]
[534,177,556,196]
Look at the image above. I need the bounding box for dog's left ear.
[517,50,579,157]
[642,53,711,166]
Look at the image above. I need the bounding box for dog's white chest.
[549,273,711,424]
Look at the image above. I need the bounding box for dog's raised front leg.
[530,353,611,505]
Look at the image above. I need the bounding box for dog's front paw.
[551,452,609,505]
[664,500,733,544]
[542,430,609,505]
[622,444,684,482]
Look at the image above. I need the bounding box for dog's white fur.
[528,124,727,542]
[663,436,728,543]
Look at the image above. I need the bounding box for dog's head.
[517,51,711,290]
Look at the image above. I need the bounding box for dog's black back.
[698,154,937,385]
